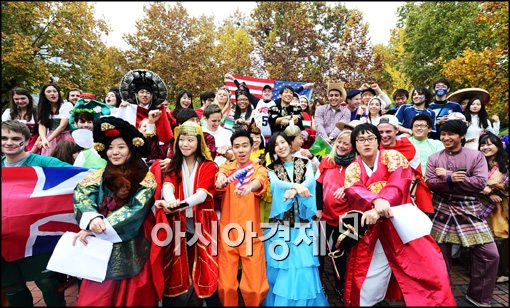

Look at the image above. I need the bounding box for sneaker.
[465,294,491,307]
[496,275,509,283]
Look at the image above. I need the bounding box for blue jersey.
[429,101,462,120]
[395,105,437,132]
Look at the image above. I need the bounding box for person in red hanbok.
[342,123,456,307]
[151,122,219,306]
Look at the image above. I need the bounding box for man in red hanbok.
[342,123,456,306]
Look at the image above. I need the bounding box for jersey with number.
[253,99,276,141]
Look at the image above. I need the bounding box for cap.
[346,89,363,100]
[377,115,400,128]
[263,84,273,91]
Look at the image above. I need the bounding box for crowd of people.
[1,71,508,307]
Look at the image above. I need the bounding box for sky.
[92,1,405,50]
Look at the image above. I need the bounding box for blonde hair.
[328,130,352,161]
[212,87,231,109]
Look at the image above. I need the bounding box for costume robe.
[73,169,158,306]
[343,149,455,306]
[150,161,218,299]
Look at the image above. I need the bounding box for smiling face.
[347,94,362,110]
[44,86,59,104]
[412,90,426,105]
[299,97,309,111]
[377,123,397,147]
[178,134,198,158]
[274,135,291,160]
[205,112,221,131]
[136,89,152,106]
[290,134,304,153]
[411,120,431,141]
[13,93,30,109]
[328,90,342,108]
[335,134,352,156]
[362,92,374,104]
[280,88,294,105]
[1,128,26,156]
[236,94,250,111]
[106,137,131,166]
[368,98,381,116]
[251,133,262,150]
[440,131,463,152]
[68,90,81,105]
[479,139,498,158]
[262,88,273,100]
[232,136,252,165]
[180,93,192,109]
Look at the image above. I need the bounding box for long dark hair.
[464,97,489,129]
[10,87,36,122]
[104,154,148,206]
[166,132,206,182]
[38,83,64,127]
[412,86,432,108]
[266,132,292,164]
[479,132,508,174]
[172,90,193,117]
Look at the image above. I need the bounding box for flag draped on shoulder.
[1,166,93,262]
[224,75,313,103]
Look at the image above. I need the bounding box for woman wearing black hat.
[72,116,158,306]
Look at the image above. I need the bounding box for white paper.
[93,219,122,243]
[46,231,113,282]
[390,203,432,244]
[114,103,137,126]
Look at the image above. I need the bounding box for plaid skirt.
[431,193,494,247]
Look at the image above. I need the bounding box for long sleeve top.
[314,104,351,140]
[426,148,488,197]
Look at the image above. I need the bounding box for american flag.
[224,75,313,103]
[2,166,92,261]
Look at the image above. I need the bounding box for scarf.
[334,152,355,167]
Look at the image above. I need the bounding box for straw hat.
[447,88,490,105]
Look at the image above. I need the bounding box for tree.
[249,1,375,96]
[1,2,111,105]
[124,2,224,107]
[396,2,490,86]
[441,2,508,126]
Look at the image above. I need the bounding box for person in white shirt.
[463,97,500,150]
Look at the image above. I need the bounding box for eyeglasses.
[356,136,377,144]
[413,124,429,128]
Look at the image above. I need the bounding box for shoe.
[496,275,509,283]
[465,294,491,307]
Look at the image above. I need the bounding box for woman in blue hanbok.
[263,132,329,306]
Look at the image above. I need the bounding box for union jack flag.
[1,166,92,262]
[224,75,313,103]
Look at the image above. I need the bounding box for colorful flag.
[1,166,92,261]
[227,162,255,191]
[308,136,332,157]
[224,75,313,103]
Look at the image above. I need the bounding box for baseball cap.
[346,89,363,100]
[377,115,400,128]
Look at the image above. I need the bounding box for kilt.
[431,193,494,246]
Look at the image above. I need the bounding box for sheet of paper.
[93,219,122,243]
[390,203,432,244]
[46,231,113,282]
